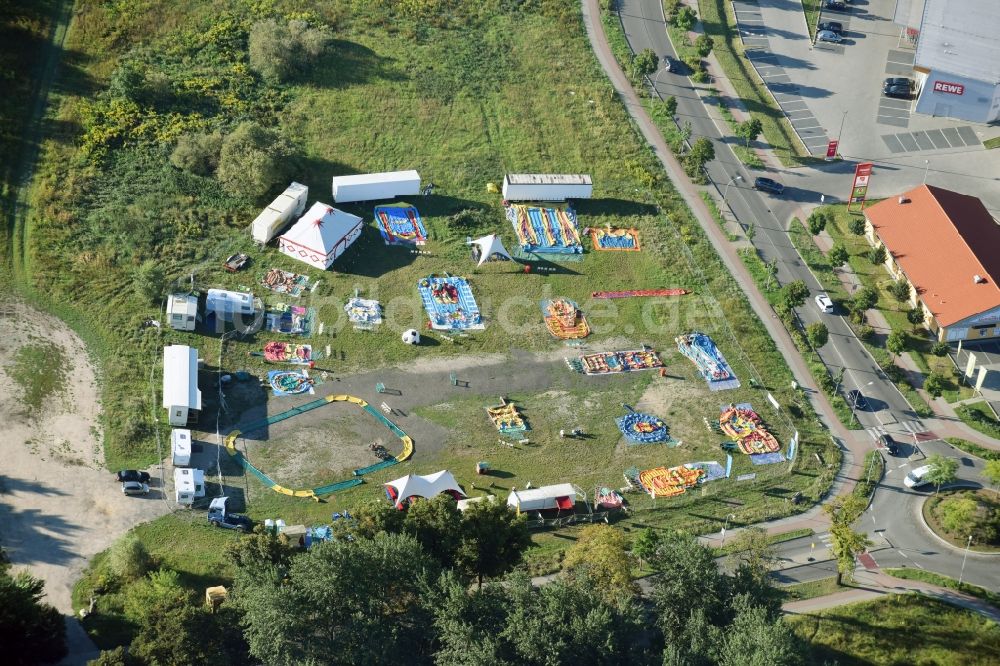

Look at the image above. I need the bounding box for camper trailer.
[501,174,593,201]
[206,289,256,322]
[171,428,192,466]
[174,467,206,505]
[331,170,421,203]
[251,182,309,244]
[163,345,202,427]
[166,293,198,331]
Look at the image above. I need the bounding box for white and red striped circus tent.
[278,201,362,270]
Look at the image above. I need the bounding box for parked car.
[122,481,149,496]
[877,434,899,455]
[663,57,673,73]
[904,464,933,489]
[847,390,869,411]
[824,1,849,11]
[815,293,834,314]
[818,21,843,34]
[884,77,915,90]
[883,84,913,99]
[208,496,253,532]
[817,30,843,43]
[753,177,784,195]
[116,469,151,483]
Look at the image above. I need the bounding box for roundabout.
[224,394,413,501]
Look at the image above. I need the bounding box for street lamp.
[720,513,737,545]
[849,380,875,426]
[724,174,743,217]
[959,535,972,584]
[836,110,848,155]
[923,160,930,184]
[653,59,671,96]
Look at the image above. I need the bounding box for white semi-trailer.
[501,174,593,201]
[331,170,421,203]
[251,182,309,244]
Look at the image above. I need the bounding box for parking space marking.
[924,128,950,149]
[911,131,934,151]
[941,127,963,147]
[897,134,920,151]
[877,107,909,119]
[956,125,981,146]
[884,63,912,76]
[886,50,913,63]
[877,117,909,128]
[881,134,906,152]
[880,98,911,110]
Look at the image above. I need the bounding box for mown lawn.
[788,595,1000,665]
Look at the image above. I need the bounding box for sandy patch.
[0,300,170,613]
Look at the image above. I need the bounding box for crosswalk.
[866,420,929,442]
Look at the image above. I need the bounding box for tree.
[925,454,959,494]
[983,459,1000,490]
[562,524,638,601]
[633,48,658,77]
[939,496,979,534]
[348,498,405,539]
[852,286,878,313]
[217,122,291,198]
[849,217,866,235]
[828,244,849,268]
[674,6,697,31]
[123,568,190,623]
[234,532,438,665]
[868,245,887,265]
[824,495,872,584]
[107,531,151,582]
[923,372,947,398]
[225,529,295,569]
[650,532,727,644]
[133,260,166,304]
[632,527,661,569]
[807,210,827,235]
[908,307,927,331]
[170,131,223,176]
[456,499,530,588]
[89,647,136,666]
[806,322,829,349]
[780,280,809,310]
[0,550,67,665]
[403,494,463,568]
[249,19,330,83]
[725,527,782,618]
[131,602,247,666]
[886,330,907,358]
[107,59,147,101]
[684,137,715,177]
[888,279,911,303]
[735,117,763,148]
[663,95,678,118]
[695,34,714,57]
[718,596,802,666]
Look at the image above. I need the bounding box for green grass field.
[884,568,1000,609]
[788,595,1000,665]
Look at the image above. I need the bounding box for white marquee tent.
[507,483,584,513]
[471,234,512,266]
[385,470,465,508]
[278,201,363,270]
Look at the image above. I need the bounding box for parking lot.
[952,339,1000,417]
[740,0,1000,160]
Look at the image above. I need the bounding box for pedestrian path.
[865,419,931,442]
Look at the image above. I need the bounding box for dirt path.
[0,300,171,658]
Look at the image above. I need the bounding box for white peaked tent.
[385,470,466,508]
[472,234,512,266]
[278,201,363,270]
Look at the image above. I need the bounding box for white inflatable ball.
[402,329,421,345]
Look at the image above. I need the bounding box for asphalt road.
[616,0,997,590]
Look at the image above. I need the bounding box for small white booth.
[278,202,363,270]
[163,345,201,427]
[206,289,256,322]
[331,170,421,203]
[501,174,593,201]
[251,181,309,244]
[166,293,198,331]
[174,467,206,505]
[507,483,584,514]
[171,428,192,466]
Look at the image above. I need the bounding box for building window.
[176,410,183,417]
[978,327,993,338]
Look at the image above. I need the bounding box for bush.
[888,279,911,303]
[868,245,887,265]
[932,342,950,357]
[663,95,678,118]
[249,19,331,83]
[807,211,827,235]
[674,6,697,31]
[828,244,849,267]
[170,132,223,176]
[924,372,947,398]
[217,122,291,198]
[633,48,658,77]
[806,322,829,349]
[939,496,979,534]
[886,330,907,356]
[695,34,714,57]
[133,260,166,304]
[781,280,810,310]
[849,217,866,235]
[858,325,875,342]
[108,532,151,583]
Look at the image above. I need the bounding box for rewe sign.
[933,80,965,95]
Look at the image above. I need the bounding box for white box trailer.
[163,345,202,427]
[331,170,421,203]
[166,293,198,331]
[251,182,309,244]
[502,174,593,201]
[174,467,206,505]
[171,428,192,466]
[206,289,256,322]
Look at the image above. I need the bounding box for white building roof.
[385,470,465,505]
[331,170,420,187]
[507,483,578,507]
[915,0,1000,84]
[279,202,362,256]
[505,174,592,185]
[206,289,255,314]
[171,428,192,456]
[167,293,197,317]
[162,345,202,410]
[174,467,205,492]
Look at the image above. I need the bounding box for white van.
[904,464,933,489]
[815,293,834,314]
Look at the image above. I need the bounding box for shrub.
[806,322,829,349]
[633,48,658,77]
[924,372,948,397]
[133,260,166,303]
[170,132,223,176]
[674,6,696,31]
[931,341,950,356]
[868,245,887,265]
[849,217,866,235]
[807,211,827,236]
[249,19,331,83]
[828,244,849,267]
[858,325,875,341]
[108,532,151,583]
[695,34,714,57]
[938,496,978,534]
[886,330,907,356]
[663,95,678,118]
[888,278,911,303]
[217,122,291,198]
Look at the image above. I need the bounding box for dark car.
[877,434,899,455]
[883,84,912,99]
[116,469,151,483]
[818,21,843,34]
[753,177,785,195]
[824,1,849,11]
[847,390,869,411]
[884,77,914,89]
[210,513,254,532]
